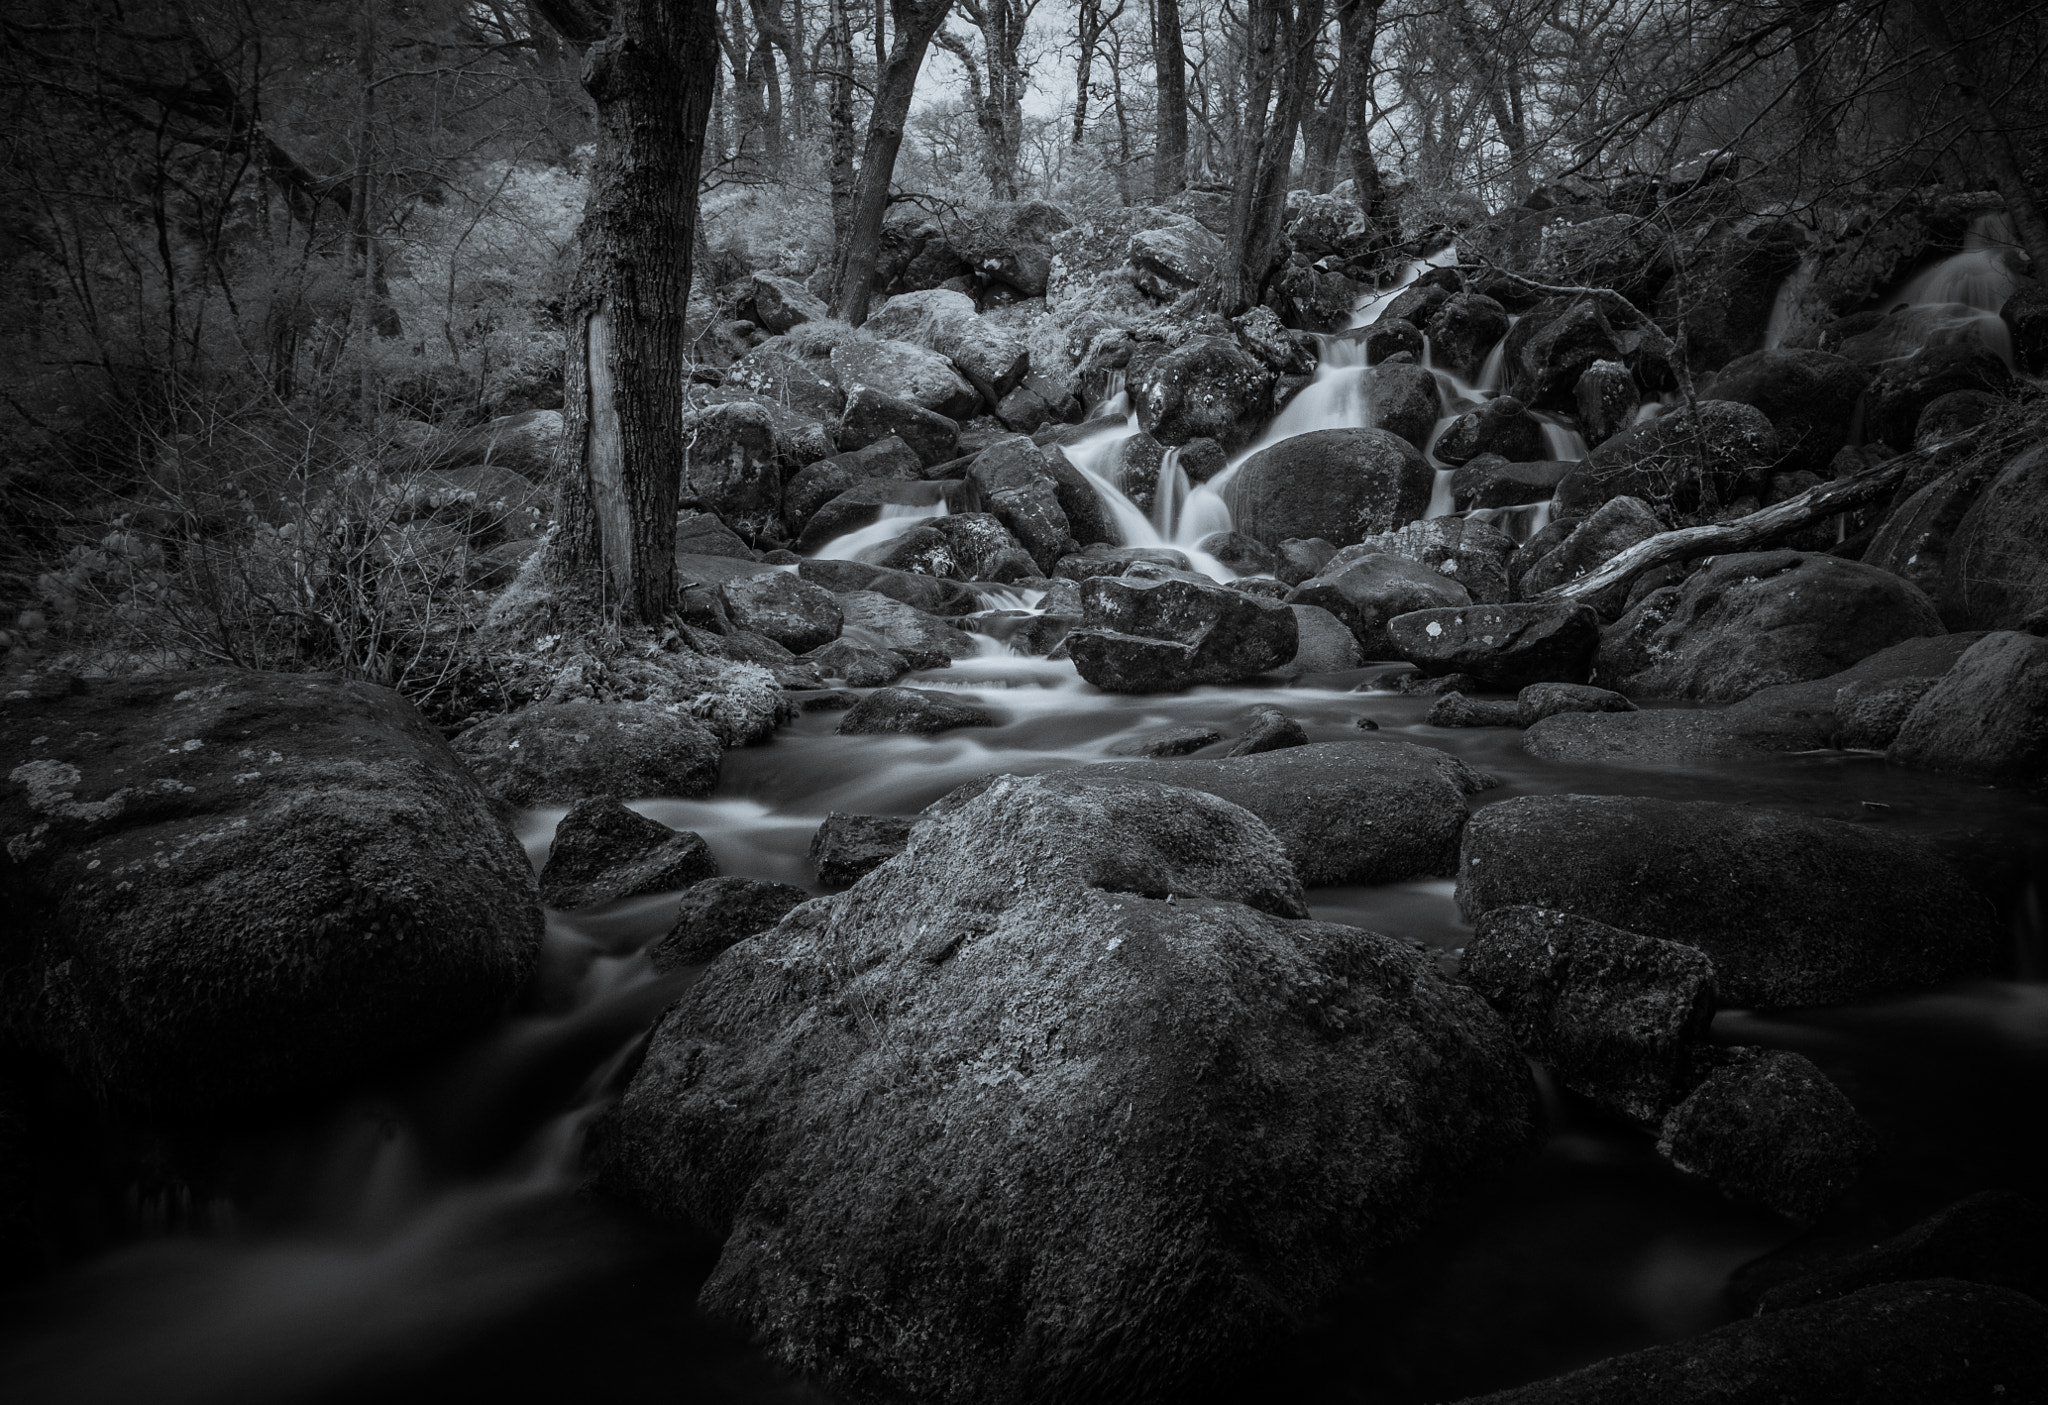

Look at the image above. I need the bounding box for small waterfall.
[1475,336,1509,394]
[1151,448,1188,538]
[1468,498,1554,544]
[1540,421,1590,462]
[1880,211,2022,367]
[1764,256,1816,349]
[811,500,950,562]
[1423,468,1459,519]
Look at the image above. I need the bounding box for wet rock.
[1451,457,1572,511]
[1516,682,1635,726]
[1225,705,1308,756]
[1224,427,1432,549]
[1388,602,1602,689]
[1060,740,1495,886]
[1463,906,1716,1123]
[717,573,844,654]
[1753,1192,2048,1314]
[837,686,1001,736]
[1111,430,1168,514]
[1068,575,1299,692]
[864,289,1030,401]
[1363,362,1444,452]
[455,702,722,805]
[803,638,909,688]
[1525,633,1983,766]
[1107,724,1224,758]
[1433,397,1546,467]
[1656,220,1807,372]
[832,591,980,669]
[1280,604,1365,676]
[1868,345,2011,451]
[1504,292,1676,411]
[596,774,1538,1405]
[800,558,981,616]
[1701,349,1871,474]
[1937,441,2048,630]
[1889,630,2048,783]
[1339,516,1516,605]
[1916,389,2005,448]
[966,436,1076,572]
[1331,317,1424,364]
[784,437,924,531]
[1427,692,1522,728]
[838,385,960,467]
[1423,292,1511,379]
[994,384,1051,433]
[906,513,1038,585]
[1275,537,1339,586]
[1230,577,1291,602]
[679,401,784,539]
[796,479,948,554]
[1833,675,1938,749]
[830,336,981,421]
[1658,1047,1875,1220]
[1384,282,1451,327]
[1573,360,1639,448]
[1128,335,1275,450]
[1233,305,1317,375]
[1456,793,1996,1006]
[538,797,718,910]
[0,670,541,1114]
[1598,551,1944,702]
[808,812,920,886]
[1516,496,1662,604]
[1288,552,1472,659]
[1126,217,1226,299]
[1559,401,1780,519]
[1451,1279,2048,1404]
[1054,545,1193,581]
[1506,513,1581,597]
[651,878,814,971]
[1196,531,1277,577]
[1179,437,1228,484]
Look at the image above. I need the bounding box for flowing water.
[7,250,2046,1405]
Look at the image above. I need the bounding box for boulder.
[737,273,828,335]
[1280,603,1365,676]
[1387,602,1602,689]
[1054,545,1194,581]
[1558,401,1780,519]
[783,438,924,532]
[725,342,848,422]
[1275,537,1339,586]
[1702,349,1871,475]
[1224,705,1308,756]
[1868,345,2011,451]
[651,878,814,971]
[675,510,761,561]
[799,558,981,616]
[1752,1191,2048,1314]
[1455,794,1996,1006]
[831,336,982,421]
[1450,1280,2048,1404]
[1597,551,1944,702]
[1657,1046,1875,1220]
[837,686,1003,736]
[1889,630,2048,783]
[835,591,981,668]
[1463,906,1715,1123]
[537,797,718,909]
[595,774,1538,1405]
[1196,531,1278,577]
[1427,693,1522,728]
[1939,441,2048,630]
[1068,574,1299,692]
[1362,362,1444,452]
[1833,675,1938,750]
[1432,397,1547,467]
[1423,293,1512,379]
[0,670,540,1114]
[864,289,1030,401]
[1126,218,1227,298]
[966,437,1077,573]
[838,385,960,467]
[429,408,565,479]
[803,637,909,688]
[1504,293,1675,410]
[1515,682,1635,727]
[1653,220,1807,371]
[1516,496,1663,604]
[2004,281,2048,373]
[1573,360,1639,448]
[1224,428,1432,549]
[1050,740,1494,887]
[885,514,1036,586]
[1338,516,1516,605]
[809,812,919,886]
[1128,335,1275,450]
[1107,724,1225,758]
[454,702,723,805]
[679,401,784,539]
[1916,389,2005,448]
[1451,457,1572,511]
[717,573,844,654]
[411,464,549,546]
[1289,553,1472,658]
[1331,318,1425,364]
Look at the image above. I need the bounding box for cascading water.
[1838,211,2025,369]
[812,499,951,562]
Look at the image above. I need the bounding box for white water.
[812,499,951,562]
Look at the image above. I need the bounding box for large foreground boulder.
[595,774,1538,1405]
[1289,553,1473,658]
[1128,335,1274,450]
[453,702,723,804]
[1597,551,1945,702]
[0,670,541,1114]
[1456,794,1997,1006]
[1939,440,2048,630]
[1889,629,2048,783]
[1452,1280,2048,1404]
[1067,574,1298,692]
[1223,427,1432,549]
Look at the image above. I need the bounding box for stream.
[4,225,2043,1405]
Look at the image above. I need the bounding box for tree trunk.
[1335,0,1388,227]
[828,0,953,325]
[1152,0,1188,198]
[540,0,720,625]
[825,0,858,243]
[1306,58,1346,193]
[1910,0,2048,277]
[1222,0,1324,313]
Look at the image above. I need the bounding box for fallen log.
[1538,431,1981,604]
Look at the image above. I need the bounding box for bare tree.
[1152,0,1189,197]
[1222,0,1327,311]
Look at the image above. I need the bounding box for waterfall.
[1151,448,1188,538]
[812,500,950,562]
